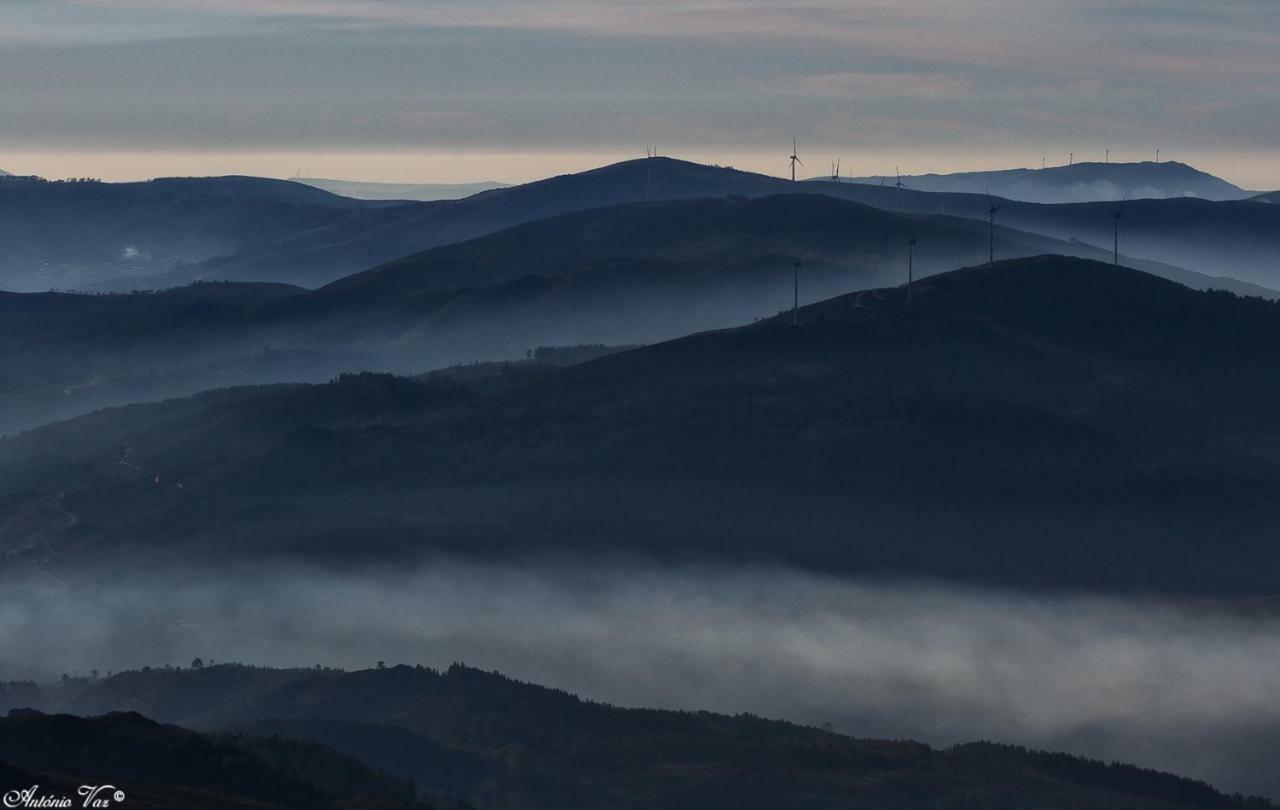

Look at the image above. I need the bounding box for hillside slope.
[4,257,1280,592]
[11,193,1246,437]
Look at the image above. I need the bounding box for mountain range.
[5,256,1280,594]
[5,159,1278,294]
[3,193,1267,437]
[842,161,1252,203]
[182,158,1280,290]
[2,663,1272,810]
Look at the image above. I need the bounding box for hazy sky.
[1,0,1278,186]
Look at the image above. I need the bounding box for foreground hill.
[3,663,1271,810]
[0,709,416,808]
[843,161,1251,203]
[4,257,1280,593]
[0,175,392,292]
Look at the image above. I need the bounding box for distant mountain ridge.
[184,157,1280,290]
[294,176,507,201]
[843,161,1251,203]
[2,158,1277,294]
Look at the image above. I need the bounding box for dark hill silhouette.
[1252,191,1279,204]
[5,258,1280,592]
[843,161,1251,203]
[0,708,414,808]
[5,664,1271,810]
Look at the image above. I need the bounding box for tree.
[191,657,204,670]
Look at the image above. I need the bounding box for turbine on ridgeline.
[789,139,803,183]
[1113,193,1128,266]
[643,145,658,201]
[894,167,909,212]
[830,159,841,183]
[985,189,1005,269]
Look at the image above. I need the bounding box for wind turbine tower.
[789,139,803,183]
[793,259,802,325]
[985,190,1004,269]
[831,159,841,183]
[894,168,908,212]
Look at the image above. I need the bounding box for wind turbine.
[1113,194,1128,266]
[792,259,802,325]
[789,139,803,183]
[894,167,909,212]
[985,189,1004,269]
[830,159,841,183]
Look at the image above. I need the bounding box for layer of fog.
[3,560,1280,797]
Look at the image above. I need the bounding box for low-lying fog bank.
[3,559,1279,797]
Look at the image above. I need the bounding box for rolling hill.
[4,256,1280,593]
[0,174,397,292]
[842,161,1251,203]
[3,159,1276,294]
[186,158,1280,290]
[1,193,1260,437]
[4,663,1272,810]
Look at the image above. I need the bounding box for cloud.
[4,559,1280,797]
[1,1,1275,183]
[760,72,975,102]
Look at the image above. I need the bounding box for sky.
[1,0,1278,187]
